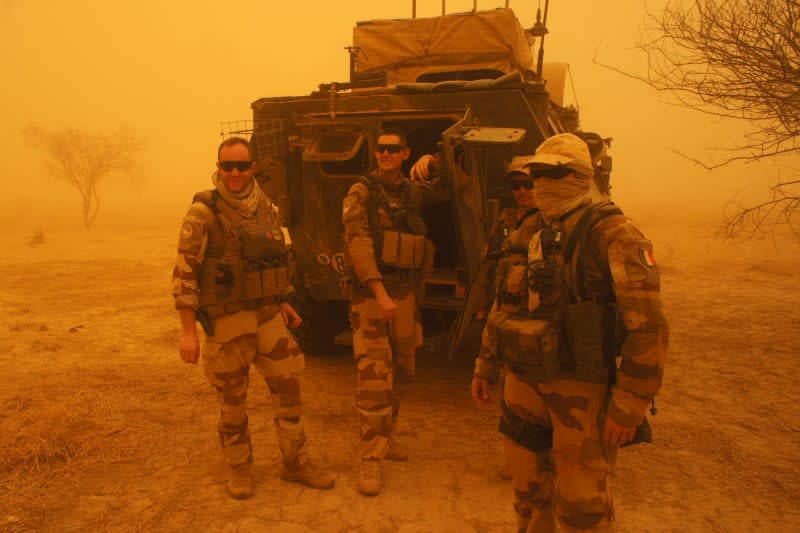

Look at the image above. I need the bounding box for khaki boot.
[280,461,335,490]
[357,457,382,496]
[227,463,253,499]
[386,439,409,462]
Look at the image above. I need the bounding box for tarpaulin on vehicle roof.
[353,8,534,86]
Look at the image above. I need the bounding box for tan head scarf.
[211,171,263,217]
[527,133,595,221]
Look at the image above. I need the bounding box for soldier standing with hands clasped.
[472,133,668,532]
[172,137,334,499]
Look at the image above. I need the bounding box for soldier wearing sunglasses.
[469,157,546,481]
[471,133,668,532]
[172,137,334,499]
[342,129,457,496]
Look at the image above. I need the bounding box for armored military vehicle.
[223,6,612,356]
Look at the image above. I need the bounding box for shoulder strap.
[562,201,624,302]
[192,189,218,210]
[563,201,622,263]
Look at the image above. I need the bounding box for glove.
[527,259,560,293]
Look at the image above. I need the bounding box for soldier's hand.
[471,377,492,408]
[179,332,200,365]
[409,154,438,181]
[473,308,487,321]
[279,302,302,329]
[527,259,560,293]
[602,414,637,447]
[376,293,397,322]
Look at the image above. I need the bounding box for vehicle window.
[304,129,369,177]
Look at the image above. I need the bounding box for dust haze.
[0,0,785,234]
[2,1,799,532]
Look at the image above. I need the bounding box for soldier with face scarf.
[471,133,668,532]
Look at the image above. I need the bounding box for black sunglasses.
[375,144,404,154]
[509,179,534,191]
[218,160,253,172]
[531,166,574,180]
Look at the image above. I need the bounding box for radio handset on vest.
[214,263,234,286]
[527,227,562,294]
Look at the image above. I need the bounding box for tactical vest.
[488,201,625,384]
[359,174,429,273]
[194,190,290,319]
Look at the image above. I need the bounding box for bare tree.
[599,0,800,237]
[23,124,145,228]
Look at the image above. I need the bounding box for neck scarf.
[211,171,263,217]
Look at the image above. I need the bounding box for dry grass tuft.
[0,364,191,532]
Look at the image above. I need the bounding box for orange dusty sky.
[0,0,783,229]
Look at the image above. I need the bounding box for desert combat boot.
[279,460,335,489]
[227,463,254,499]
[357,457,382,496]
[386,438,409,462]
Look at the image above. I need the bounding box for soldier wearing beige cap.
[472,133,669,532]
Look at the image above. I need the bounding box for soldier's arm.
[342,182,382,284]
[172,203,212,363]
[471,303,500,406]
[605,221,669,427]
[269,200,297,301]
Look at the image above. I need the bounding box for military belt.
[498,399,553,452]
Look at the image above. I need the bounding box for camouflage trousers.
[504,373,616,533]
[201,304,307,467]
[349,282,421,459]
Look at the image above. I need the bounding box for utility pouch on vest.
[396,232,415,269]
[489,311,559,384]
[200,258,243,306]
[412,234,426,269]
[261,267,287,299]
[380,230,400,266]
[240,226,286,262]
[504,265,527,296]
[563,300,606,381]
[243,270,262,300]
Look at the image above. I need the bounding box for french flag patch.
[639,247,657,267]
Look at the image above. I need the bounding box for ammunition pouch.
[199,257,288,318]
[499,399,553,452]
[487,310,560,384]
[379,231,428,270]
[562,300,608,382]
[495,250,529,312]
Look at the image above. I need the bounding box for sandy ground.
[1,218,799,532]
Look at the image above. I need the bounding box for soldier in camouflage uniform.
[471,133,668,532]
[173,137,334,499]
[342,130,441,496]
[472,159,545,482]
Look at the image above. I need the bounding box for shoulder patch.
[639,245,657,267]
[180,223,193,240]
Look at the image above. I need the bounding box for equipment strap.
[498,399,553,452]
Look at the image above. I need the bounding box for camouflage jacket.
[171,190,293,312]
[472,207,543,313]
[475,201,668,426]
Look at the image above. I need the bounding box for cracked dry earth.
[1,220,799,532]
